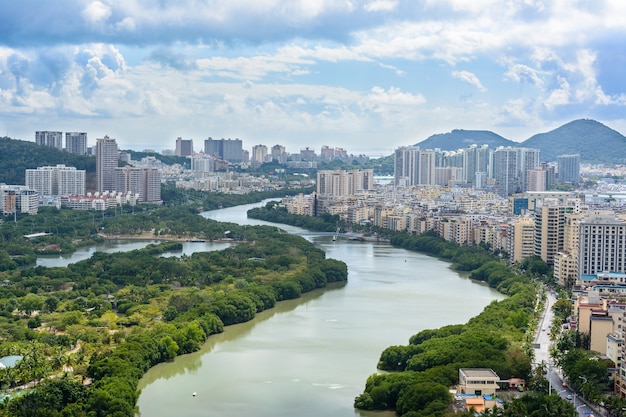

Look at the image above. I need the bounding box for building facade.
[0,185,38,215]
[96,136,119,193]
[35,131,63,150]
[175,137,194,157]
[558,154,581,185]
[25,165,85,196]
[204,138,243,163]
[578,211,626,275]
[114,167,162,203]
[65,132,88,155]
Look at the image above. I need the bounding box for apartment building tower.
[251,144,268,166]
[96,136,119,193]
[394,146,436,186]
[578,211,626,275]
[114,166,161,203]
[507,216,536,264]
[317,169,374,197]
[65,132,88,155]
[557,154,581,185]
[26,165,86,196]
[175,137,194,157]
[204,138,243,163]
[534,198,581,266]
[35,131,63,150]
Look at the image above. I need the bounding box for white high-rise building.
[394,146,436,186]
[26,165,85,196]
[578,211,626,275]
[493,147,540,196]
[96,136,119,193]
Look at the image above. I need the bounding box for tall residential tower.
[96,136,119,193]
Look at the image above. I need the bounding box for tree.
[19,293,45,316]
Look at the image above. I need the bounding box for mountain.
[414,129,517,151]
[520,119,626,164]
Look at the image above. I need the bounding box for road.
[534,289,598,417]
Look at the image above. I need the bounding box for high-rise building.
[26,165,85,196]
[175,137,194,157]
[317,169,374,196]
[461,144,491,185]
[527,169,547,192]
[507,216,536,264]
[578,211,626,276]
[394,146,436,186]
[270,145,287,164]
[65,132,88,155]
[251,144,268,166]
[35,131,63,150]
[96,136,119,193]
[204,138,243,163]
[114,166,161,203]
[557,154,581,185]
[534,198,581,265]
[493,147,540,196]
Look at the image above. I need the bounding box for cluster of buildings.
[286,167,626,290]
[1,134,163,215]
[394,144,581,196]
[175,137,367,171]
[35,131,89,155]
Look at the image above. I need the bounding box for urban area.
[2,130,626,416]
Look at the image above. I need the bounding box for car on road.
[566,394,572,400]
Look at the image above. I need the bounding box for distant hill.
[404,119,626,164]
[520,119,626,164]
[415,129,517,151]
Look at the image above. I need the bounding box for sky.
[1,1,626,157]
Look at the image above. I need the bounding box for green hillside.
[520,119,626,164]
[0,137,96,185]
[415,129,516,151]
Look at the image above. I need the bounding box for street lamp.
[579,376,588,400]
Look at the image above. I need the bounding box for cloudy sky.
[1,1,625,156]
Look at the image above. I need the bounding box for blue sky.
[1,0,625,156]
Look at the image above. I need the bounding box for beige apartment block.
[590,314,614,355]
[507,216,535,264]
[458,368,500,396]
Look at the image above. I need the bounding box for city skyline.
[1,2,626,155]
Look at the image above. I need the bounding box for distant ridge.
[407,119,626,164]
[520,119,626,164]
[415,129,516,151]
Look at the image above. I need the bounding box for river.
[130,200,505,417]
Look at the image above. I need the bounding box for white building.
[0,185,38,215]
[25,165,85,196]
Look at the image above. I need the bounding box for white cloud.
[367,86,425,106]
[363,0,398,12]
[504,64,543,87]
[451,70,487,92]
[544,76,570,110]
[81,1,112,25]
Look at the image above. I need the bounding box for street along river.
[129,200,504,417]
